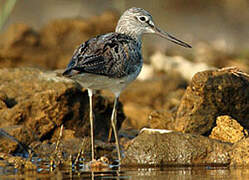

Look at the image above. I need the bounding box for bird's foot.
[88,156,110,169]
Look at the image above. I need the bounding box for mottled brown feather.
[63,32,142,79]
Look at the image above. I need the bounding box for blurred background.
[0,0,249,71]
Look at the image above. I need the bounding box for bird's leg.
[88,89,95,161]
[107,108,117,142]
[111,96,121,161]
[107,98,118,142]
[107,124,113,142]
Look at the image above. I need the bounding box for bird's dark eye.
[139,16,146,21]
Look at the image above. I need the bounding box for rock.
[209,115,248,143]
[175,68,249,135]
[122,129,232,166]
[230,137,249,166]
[40,10,118,49]
[0,68,125,152]
[151,51,214,81]
[0,11,118,70]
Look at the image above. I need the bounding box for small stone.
[209,115,248,143]
[87,158,109,169]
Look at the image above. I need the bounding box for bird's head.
[116,7,191,48]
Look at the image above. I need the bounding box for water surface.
[1,164,249,179]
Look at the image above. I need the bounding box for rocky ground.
[0,11,249,170]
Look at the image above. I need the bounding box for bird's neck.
[115,20,143,42]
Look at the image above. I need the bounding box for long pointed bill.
[154,27,192,48]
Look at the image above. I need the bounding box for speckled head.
[115,7,155,38]
[115,7,192,48]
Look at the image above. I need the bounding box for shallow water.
[1,163,249,180]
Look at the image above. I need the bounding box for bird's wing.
[63,33,140,78]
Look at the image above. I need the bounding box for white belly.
[72,66,142,95]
